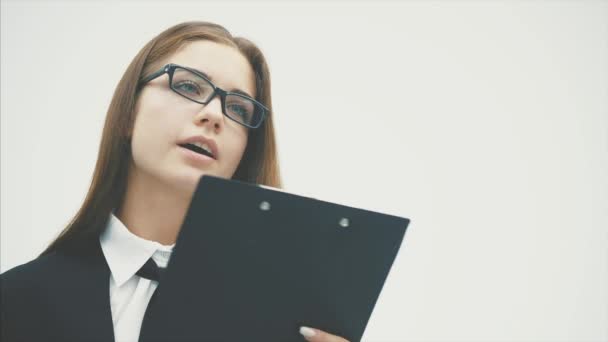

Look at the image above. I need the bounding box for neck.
[116,162,194,245]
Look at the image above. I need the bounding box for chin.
[176,169,227,189]
[168,171,204,195]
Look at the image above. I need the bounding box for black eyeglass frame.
[140,63,268,129]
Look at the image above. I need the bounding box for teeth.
[192,142,213,156]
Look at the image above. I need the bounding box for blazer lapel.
[52,237,115,342]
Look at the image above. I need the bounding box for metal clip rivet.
[259,201,271,211]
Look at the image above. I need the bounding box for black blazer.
[0,238,116,342]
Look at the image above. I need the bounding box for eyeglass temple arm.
[140,67,168,84]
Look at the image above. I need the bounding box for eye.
[227,103,250,118]
[174,81,201,95]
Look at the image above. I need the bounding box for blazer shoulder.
[1,241,110,342]
[0,252,72,338]
[0,252,69,288]
[1,237,103,287]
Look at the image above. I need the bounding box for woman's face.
[129,40,254,195]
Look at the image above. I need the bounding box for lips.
[177,136,219,160]
[179,143,214,159]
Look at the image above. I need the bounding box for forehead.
[167,40,256,97]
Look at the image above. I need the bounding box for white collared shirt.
[100,213,175,342]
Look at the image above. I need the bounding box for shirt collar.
[100,213,175,287]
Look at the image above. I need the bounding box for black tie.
[136,258,165,282]
[138,258,165,342]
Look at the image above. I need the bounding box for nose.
[194,94,224,132]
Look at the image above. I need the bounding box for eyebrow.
[188,66,255,99]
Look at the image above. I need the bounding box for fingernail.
[299,326,316,338]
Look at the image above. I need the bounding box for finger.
[299,326,350,342]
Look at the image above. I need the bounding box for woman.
[0,21,349,342]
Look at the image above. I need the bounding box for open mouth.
[178,143,215,159]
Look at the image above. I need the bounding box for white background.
[1,1,607,341]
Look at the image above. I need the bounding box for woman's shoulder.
[0,248,103,341]
[2,237,103,286]
[0,252,70,288]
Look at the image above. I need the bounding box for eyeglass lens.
[171,67,262,127]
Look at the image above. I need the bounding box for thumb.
[299,326,349,342]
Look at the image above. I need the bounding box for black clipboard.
[143,175,410,342]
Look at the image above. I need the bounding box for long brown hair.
[42,21,281,256]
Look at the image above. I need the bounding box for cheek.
[224,128,249,167]
[133,90,183,136]
[130,106,180,163]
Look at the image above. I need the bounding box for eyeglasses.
[140,63,268,129]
